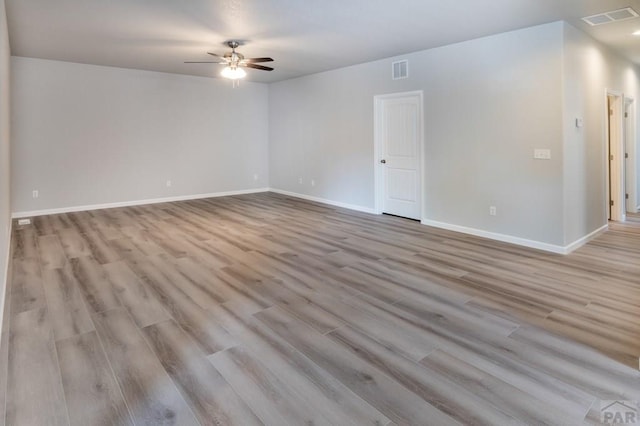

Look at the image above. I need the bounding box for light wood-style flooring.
[0,192,639,425]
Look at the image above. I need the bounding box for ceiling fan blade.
[206,52,224,58]
[243,57,274,63]
[184,61,226,64]
[244,63,274,71]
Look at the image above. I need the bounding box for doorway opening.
[374,91,424,221]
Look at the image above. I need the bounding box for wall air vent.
[582,7,639,26]
[392,60,408,80]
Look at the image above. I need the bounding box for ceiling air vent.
[582,7,639,26]
[392,60,408,80]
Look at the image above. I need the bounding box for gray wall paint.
[8,20,640,250]
[562,22,640,245]
[270,22,565,245]
[11,57,269,213]
[0,0,10,311]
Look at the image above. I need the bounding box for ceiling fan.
[185,41,274,80]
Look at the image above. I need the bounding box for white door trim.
[624,97,637,214]
[605,89,625,222]
[374,90,425,219]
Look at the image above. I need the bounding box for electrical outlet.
[311,179,316,187]
[533,149,551,160]
[489,206,497,216]
[253,174,259,181]
[298,177,303,184]
[166,180,172,188]
[32,190,39,199]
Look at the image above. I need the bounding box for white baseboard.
[269,188,377,214]
[421,219,608,255]
[563,224,609,254]
[11,188,270,218]
[10,187,608,256]
[0,220,12,336]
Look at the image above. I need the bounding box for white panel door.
[379,94,422,220]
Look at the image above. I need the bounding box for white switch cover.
[575,117,584,128]
[534,149,551,160]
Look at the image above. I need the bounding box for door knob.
[380,159,386,164]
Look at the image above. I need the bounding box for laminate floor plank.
[127,257,238,354]
[179,236,236,269]
[255,306,459,426]
[92,309,199,426]
[69,256,122,314]
[33,213,71,236]
[10,259,46,316]
[56,331,133,426]
[148,253,227,310]
[327,325,528,425]
[103,261,171,328]
[209,345,331,425]
[66,212,98,235]
[11,228,39,261]
[38,235,68,270]
[56,228,92,259]
[509,326,640,400]
[3,193,640,425]
[258,278,344,334]
[6,308,69,426]
[171,257,239,303]
[307,288,439,362]
[143,320,262,426]
[420,349,581,425]
[42,266,95,341]
[112,231,165,257]
[208,305,393,426]
[341,287,597,417]
[541,314,639,367]
[391,292,521,337]
[349,259,474,305]
[80,231,122,265]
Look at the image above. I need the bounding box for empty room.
[1,0,640,425]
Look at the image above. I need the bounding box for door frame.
[605,89,625,222]
[624,97,637,214]
[373,90,425,219]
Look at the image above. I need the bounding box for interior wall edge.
[11,187,270,218]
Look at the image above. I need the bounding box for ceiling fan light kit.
[220,66,246,80]
[184,40,274,86]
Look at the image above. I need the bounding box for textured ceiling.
[6,0,640,83]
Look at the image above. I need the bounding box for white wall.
[270,22,565,246]
[562,22,640,244]
[11,57,269,214]
[0,0,10,317]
